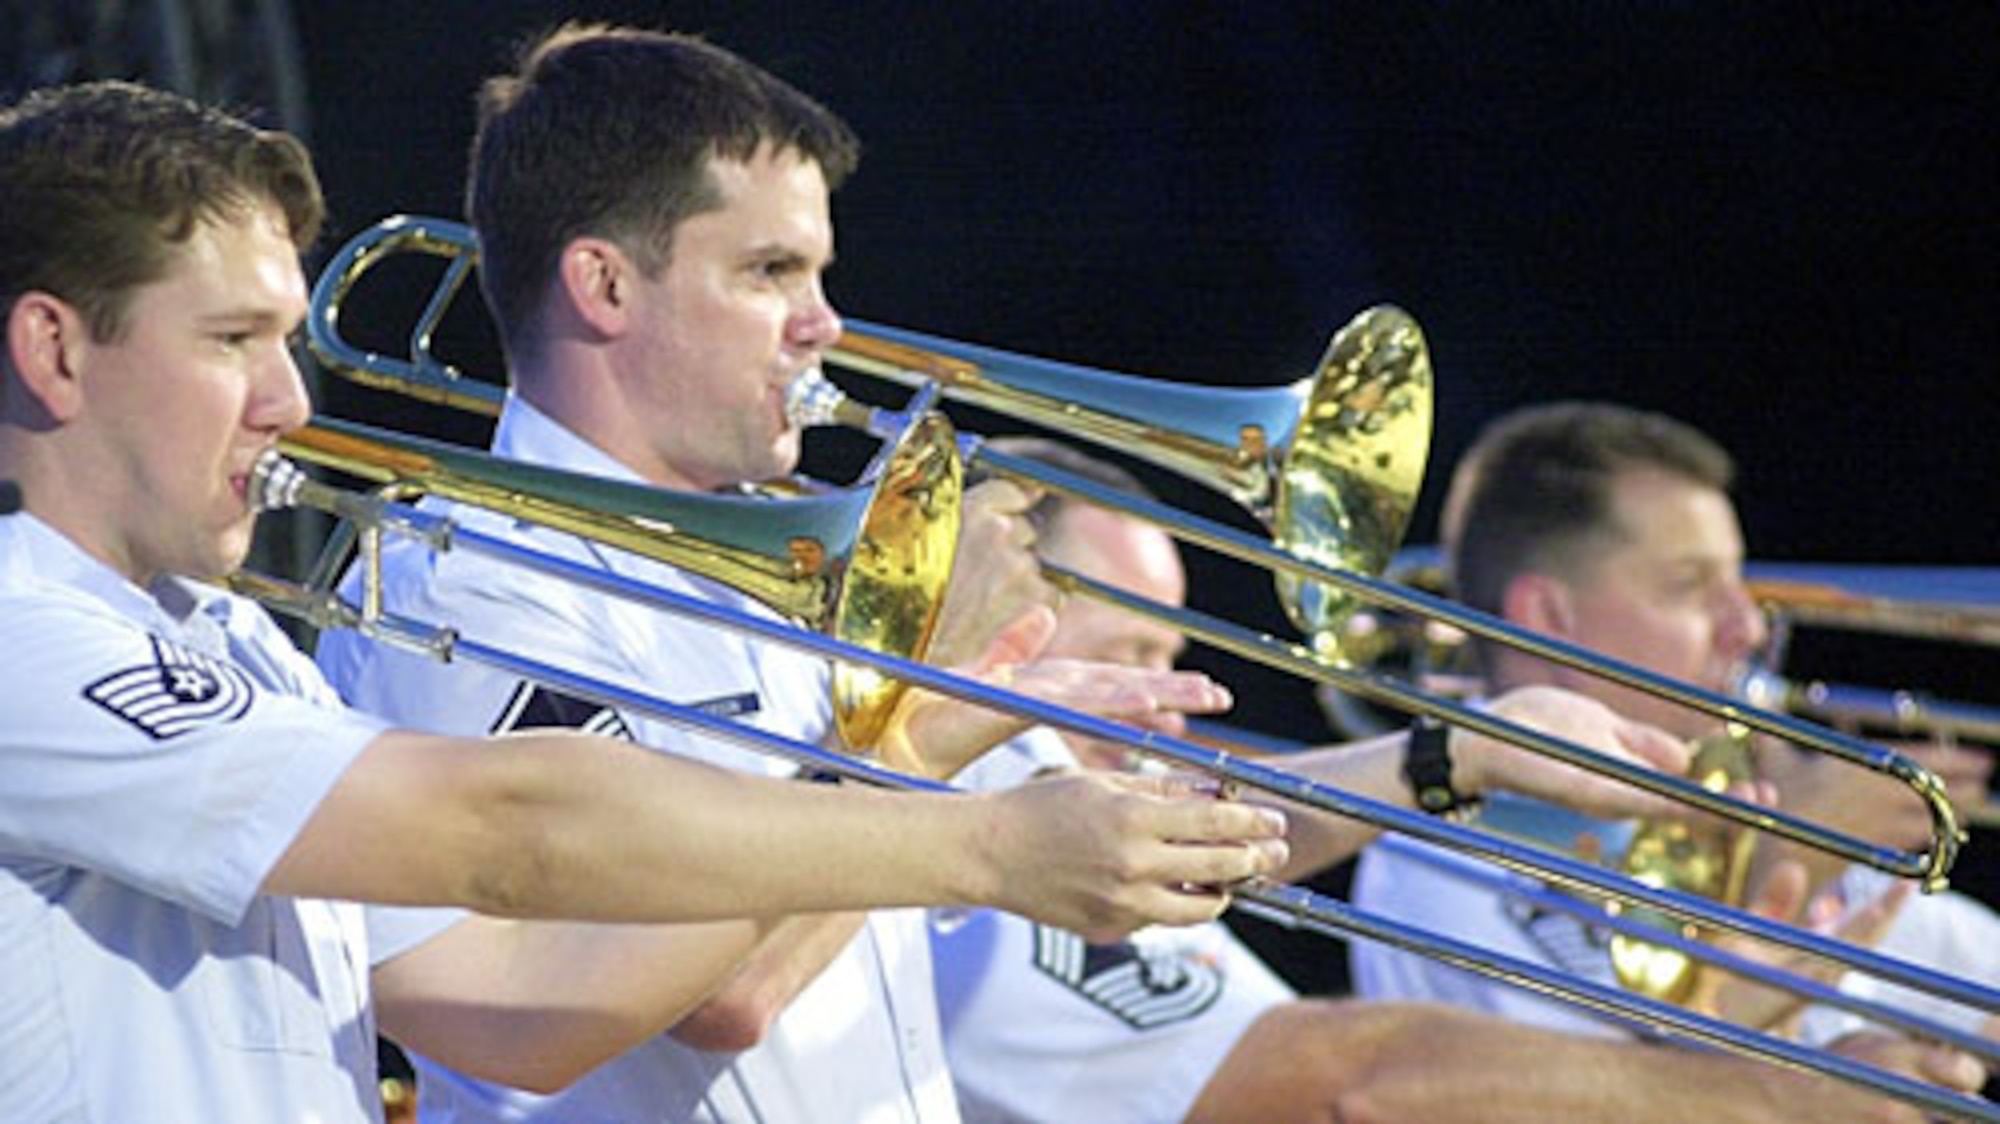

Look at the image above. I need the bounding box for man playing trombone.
[1349,402,1998,1055]
[313,23,1748,1123]
[928,436,1984,1122]
[312,24,1278,1124]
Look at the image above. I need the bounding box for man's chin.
[771,434,804,478]
[201,522,258,581]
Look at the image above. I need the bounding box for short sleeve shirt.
[0,513,390,1122]
[1349,794,1636,1039]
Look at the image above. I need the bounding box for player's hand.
[971,770,1288,941]
[1822,1030,1988,1122]
[891,606,1232,777]
[1448,684,1694,818]
[925,478,1054,668]
[1687,858,1911,1032]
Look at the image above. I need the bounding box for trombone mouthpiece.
[785,366,845,428]
[0,479,20,515]
[248,450,308,513]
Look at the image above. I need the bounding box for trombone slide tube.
[251,559,2000,1120]
[1741,668,2000,744]
[1366,836,2000,1065]
[1232,881,2000,1123]
[1029,460,1962,886]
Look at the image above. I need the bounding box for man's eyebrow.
[745,241,834,268]
[194,307,292,328]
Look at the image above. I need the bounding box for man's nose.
[1716,580,1770,657]
[792,281,842,350]
[253,346,312,433]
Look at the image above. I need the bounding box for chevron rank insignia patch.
[491,682,636,741]
[1031,925,1224,1029]
[84,636,255,740]
[1503,897,1616,983]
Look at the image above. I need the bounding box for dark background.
[12,1,1995,993]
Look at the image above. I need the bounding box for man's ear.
[1502,572,1576,638]
[5,292,87,424]
[554,237,635,338]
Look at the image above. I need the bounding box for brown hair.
[1445,401,1735,619]
[468,23,860,357]
[0,80,323,342]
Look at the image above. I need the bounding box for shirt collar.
[493,394,645,485]
[0,511,213,636]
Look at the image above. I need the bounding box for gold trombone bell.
[830,310,1433,648]
[278,414,962,751]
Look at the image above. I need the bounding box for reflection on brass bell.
[1608,729,1758,1004]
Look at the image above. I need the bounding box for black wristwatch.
[1403,716,1480,820]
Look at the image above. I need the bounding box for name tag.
[687,691,761,719]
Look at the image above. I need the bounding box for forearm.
[1255,732,1412,880]
[272,729,1001,920]
[1269,682,1709,881]
[1197,999,1964,1124]
[1322,1006,1926,1124]
[1193,1000,1811,1124]
[276,729,1289,939]
[374,914,771,1092]
[671,912,871,1051]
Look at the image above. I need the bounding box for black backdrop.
[291,2,1995,990]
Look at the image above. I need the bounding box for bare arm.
[894,647,1235,778]
[668,913,870,1052]
[1187,1000,1984,1124]
[372,914,771,1093]
[264,728,1290,935]
[882,598,1232,778]
[1266,685,1691,879]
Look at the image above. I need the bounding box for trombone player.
[315,23,1752,1123]
[316,24,1267,1123]
[929,436,1985,1123]
[1352,401,1999,1046]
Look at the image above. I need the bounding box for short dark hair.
[468,23,861,357]
[1446,401,1735,617]
[0,80,323,343]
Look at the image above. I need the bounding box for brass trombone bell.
[277,413,962,751]
[283,214,2000,1117]
[301,215,967,750]
[305,213,1433,645]
[826,310,1433,647]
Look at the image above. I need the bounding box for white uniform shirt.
[315,398,958,1124]
[1796,866,2000,1045]
[931,730,1297,1123]
[1353,795,2000,1043]
[1349,795,1633,1038]
[0,512,388,1123]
